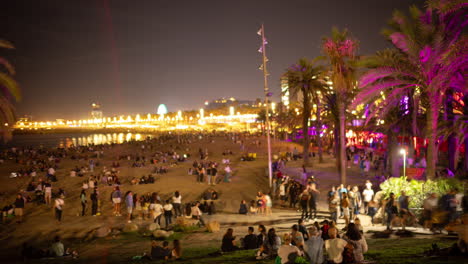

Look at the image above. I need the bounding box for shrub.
[379,176,464,208]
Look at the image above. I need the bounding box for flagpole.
[259,24,273,188]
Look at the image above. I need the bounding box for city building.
[91,103,103,119]
[280,75,302,110]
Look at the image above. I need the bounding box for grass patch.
[365,237,461,264]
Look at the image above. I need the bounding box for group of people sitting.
[221,219,368,264]
[130,174,156,185]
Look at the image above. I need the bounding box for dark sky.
[1,0,422,120]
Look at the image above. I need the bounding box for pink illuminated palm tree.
[356,1,467,179]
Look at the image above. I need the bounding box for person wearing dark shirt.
[151,241,171,260]
[221,228,238,252]
[243,227,258,249]
[14,194,25,223]
[90,190,98,216]
[239,200,248,214]
[298,219,309,241]
[257,225,267,248]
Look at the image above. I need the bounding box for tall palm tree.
[322,28,359,185]
[284,58,324,167]
[0,40,21,142]
[357,2,467,179]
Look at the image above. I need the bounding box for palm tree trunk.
[303,90,311,167]
[389,130,400,177]
[409,97,419,160]
[317,102,324,163]
[338,100,346,185]
[334,126,340,172]
[445,91,456,172]
[426,103,438,180]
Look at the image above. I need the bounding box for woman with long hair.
[221,228,238,252]
[343,223,368,263]
[171,239,182,260]
[256,228,281,260]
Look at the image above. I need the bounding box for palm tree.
[284,58,324,167]
[0,40,21,142]
[322,28,359,185]
[357,2,467,179]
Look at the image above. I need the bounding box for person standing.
[91,189,98,216]
[279,182,286,207]
[163,200,173,229]
[329,192,340,224]
[362,184,374,214]
[172,191,182,217]
[398,191,413,230]
[14,194,25,223]
[55,195,64,222]
[309,187,318,220]
[150,200,163,225]
[80,189,87,216]
[341,193,351,227]
[125,191,134,223]
[44,181,52,206]
[385,193,397,230]
[111,186,122,216]
[224,165,232,183]
[299,190,309,220]
[210,164,217,185]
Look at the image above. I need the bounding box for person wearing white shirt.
[163,200,174,229]
[191,202,205,226]
[362,186,374,214]
[172,191,182,217]
[150,202,163,225]
[278,234,302,264]
[55,197,65,222]
[50,236,65,257]
[325,228,348,264]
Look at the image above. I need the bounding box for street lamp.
[400,148,407,177]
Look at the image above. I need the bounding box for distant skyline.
[2,0,422,120]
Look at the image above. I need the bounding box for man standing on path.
[14,194,24,223]
[91,189,98,216]
[125,191,134,223]
[55,195,64,222]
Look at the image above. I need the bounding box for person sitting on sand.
[239,200,248,215]
[171,239,182,260]
[249,200,258,215]
[221,228,239,252]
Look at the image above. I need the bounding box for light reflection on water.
[59,133,148,148]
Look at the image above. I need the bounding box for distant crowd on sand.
[2,131,468,262]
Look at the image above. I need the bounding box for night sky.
[2,0,422,120]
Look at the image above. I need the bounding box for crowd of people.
[2,131,467,263]
[218,219,368,264]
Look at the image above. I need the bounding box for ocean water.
[3,132,152,148]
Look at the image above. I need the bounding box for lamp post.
[258,24,273,188]
[400,148,407,177]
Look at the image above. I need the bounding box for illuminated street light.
[400,148,407,177]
